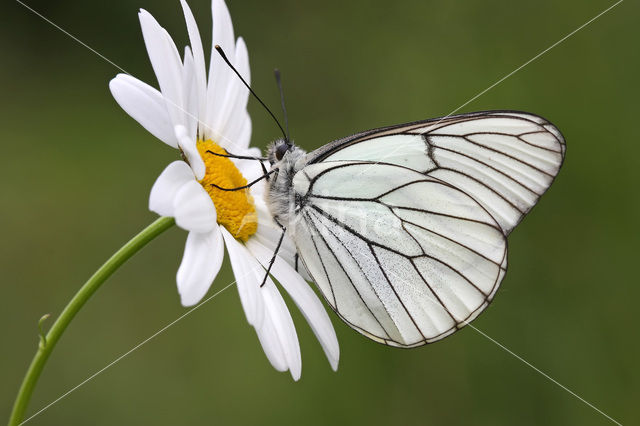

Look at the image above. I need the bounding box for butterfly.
[262,110,565,347]
[212,47,565,347]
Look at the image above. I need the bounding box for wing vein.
[369,245,427,341]
[408,258,458,325]
[397,212,506,269]
[303,214,338,308]
[431,145,544,197]
[305,209,394,340]
[431,131,562,154]
[434,167,525,214]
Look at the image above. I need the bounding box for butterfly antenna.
[214,45,287,141]
[274,69,290,142]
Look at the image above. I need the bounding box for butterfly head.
[267,138,301,165]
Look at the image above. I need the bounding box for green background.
[2,0,638,424]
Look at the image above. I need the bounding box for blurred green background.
[2,0,638,424]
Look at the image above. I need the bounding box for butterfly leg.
[210,168,277,191]
[259,224,287,288]
[206,149,271,179]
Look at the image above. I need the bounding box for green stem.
[8,216,175,426]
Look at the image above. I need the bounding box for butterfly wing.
[309,110,565,234]
[290,111,564,347]
[291,161,507,347]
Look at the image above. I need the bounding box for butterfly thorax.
[265,140,308,228]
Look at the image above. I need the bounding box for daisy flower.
[109,0,338,379]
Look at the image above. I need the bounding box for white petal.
[175,125,206,180]
[177,228,224,306]
[260,280,302,380]
[245,147,262,157]
[247,239,339,371]
[182,47,199,140]
[236,113,252,151]
[221,228,264,327]
[233,150,265,185]
[109,74,178,147]
[222,228,301,379]
[149,161,195,216]
[180,0,207,127]
[212,0,235,52]
[254,304,287,372]
[217,37,251,151]
[173,180,217,233]
[139,9,186,129]
[204,0,236,140]
[232,146,262,175]
[252,197,312,281]
[253,204,299,271]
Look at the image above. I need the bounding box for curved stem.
[8,216,175,426]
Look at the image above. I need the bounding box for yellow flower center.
[196,140,258,241]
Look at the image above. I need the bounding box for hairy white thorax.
[265,139,308,229]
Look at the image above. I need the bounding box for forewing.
[308,111,565,234]
[292,162,507,347]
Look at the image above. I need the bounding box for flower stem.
[8,216,175,426]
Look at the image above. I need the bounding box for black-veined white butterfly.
[263,110,565,347]
[214,47,565,348]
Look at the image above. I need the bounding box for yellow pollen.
[197,140,258,241]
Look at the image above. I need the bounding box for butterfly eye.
[275,142,291,161]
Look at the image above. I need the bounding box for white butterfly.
[263,110,565,348]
